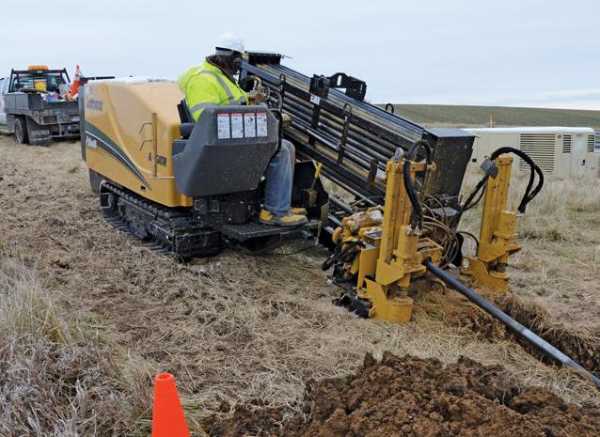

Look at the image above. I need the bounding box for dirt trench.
[206,352,600,437]
[499,295,600,374]
[426,287,600,375]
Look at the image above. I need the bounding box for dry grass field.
[1,136,599,435]
[390,104,600,129]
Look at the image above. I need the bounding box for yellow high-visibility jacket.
[177,61,248,121]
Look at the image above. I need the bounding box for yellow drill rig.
[78,52,598,387]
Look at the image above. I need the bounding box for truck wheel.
[14,118,29,144]
[25,118,50,146]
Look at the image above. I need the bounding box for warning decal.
[217,113,231,139]
[244,112,256,138]
[256,112,268,137]
[231,113,244,139]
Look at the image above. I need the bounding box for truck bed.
[4,92,80,143]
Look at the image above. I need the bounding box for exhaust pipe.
[425,260,600,389]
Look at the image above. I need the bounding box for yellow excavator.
[79,52,599,387]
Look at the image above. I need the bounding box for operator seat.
[177,99,195,140]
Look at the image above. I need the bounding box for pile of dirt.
[206,353,600,436]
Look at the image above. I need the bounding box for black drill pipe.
[270,85,396,159]
[275,96,394,179]
[328,194,353,214]
[299,115,390,166]
[259,63,425,139]
[246,62,422,148]
[287,117,377,172]
[425,260,600,389]
[288,128,383,203]
[280,95,396,163]
[276,90,402,159]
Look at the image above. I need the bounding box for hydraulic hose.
[489,147,544,214]
[402,140,432,230]
[461,147,544,215]
[425,260,600,389]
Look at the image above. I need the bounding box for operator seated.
[178,33,308,227]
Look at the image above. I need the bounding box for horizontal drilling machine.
[78,53,600,388]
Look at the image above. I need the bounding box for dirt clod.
[207,353,600,436]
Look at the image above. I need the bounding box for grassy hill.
[387,104,600,130]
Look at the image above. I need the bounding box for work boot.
[291,207,308,216]
[259,209,308,227]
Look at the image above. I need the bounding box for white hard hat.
[215,33,245,54]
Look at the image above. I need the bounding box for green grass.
[386,104,600,129]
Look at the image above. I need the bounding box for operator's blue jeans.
[264,139,295,216]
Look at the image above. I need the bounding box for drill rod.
[425,259,600,389]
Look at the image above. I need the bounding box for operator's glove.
[281,113,292,127]
[248,90,267,105]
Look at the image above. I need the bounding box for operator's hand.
[248,90,267,105]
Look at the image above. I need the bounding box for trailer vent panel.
[519,134,556,173]
[562,135,572,154]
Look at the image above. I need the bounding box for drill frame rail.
[240,53,474,229]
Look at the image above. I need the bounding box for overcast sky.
[2,0,599,109]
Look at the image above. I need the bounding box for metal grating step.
[221,221,318,242]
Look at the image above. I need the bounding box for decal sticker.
[244,112,256,138]
[217,113,231,139]
[231,113,244,139]
[256,112,268,137]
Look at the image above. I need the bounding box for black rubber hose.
[460,175,489,214]
[490,147,536,212]
[489,146,544,213]
[527,162,545,211]
[425,260,600,389]
[402,140,432,230]
[461,147,544,215]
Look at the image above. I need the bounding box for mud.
[207,353,600,436]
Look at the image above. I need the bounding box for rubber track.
[100,182,220,258]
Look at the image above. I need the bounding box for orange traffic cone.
[151,373,190,437]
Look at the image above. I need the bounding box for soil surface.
[1,137,600,434]
[207,352,600,437]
